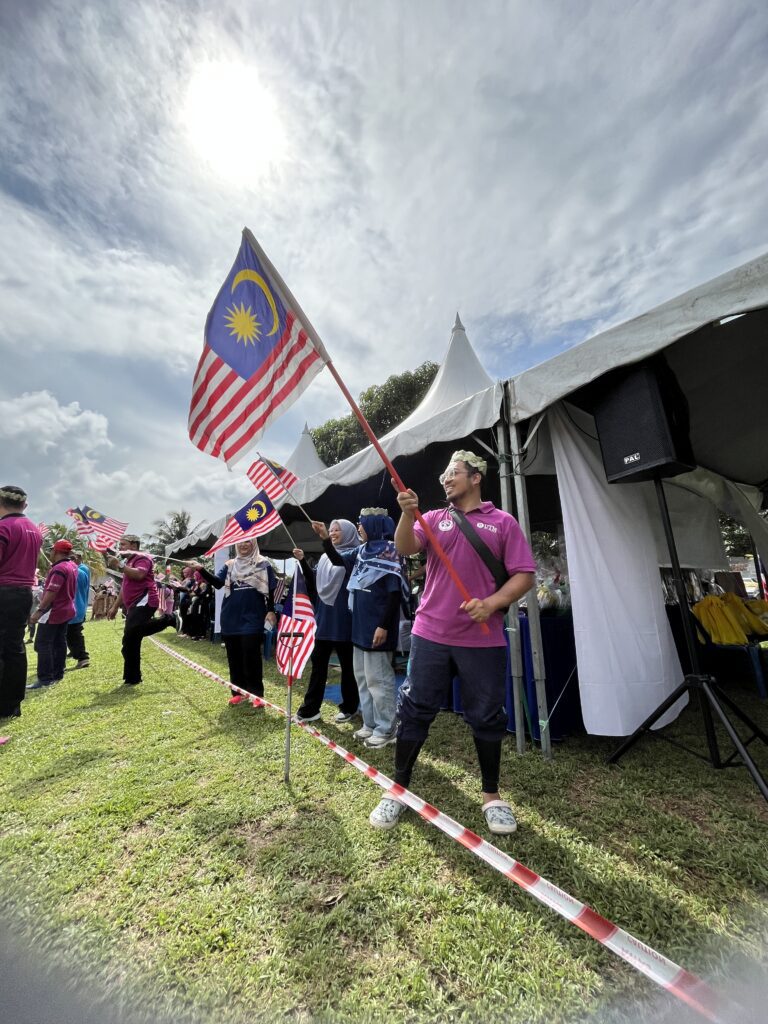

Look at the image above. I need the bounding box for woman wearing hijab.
[312,509,407,748]
[294,518,360,725]
[191,539,277,706]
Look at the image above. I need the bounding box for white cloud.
[2,0,768,534]
[0,390,112,455]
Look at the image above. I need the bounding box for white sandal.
[482,800,518,835]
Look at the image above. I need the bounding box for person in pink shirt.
[27,539,78,690]
[369,451,536,835]
[106,535,177,686]
[0,485,43,717]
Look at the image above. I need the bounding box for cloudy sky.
[1,0,767,537]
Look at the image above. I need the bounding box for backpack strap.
[448,508,509,593]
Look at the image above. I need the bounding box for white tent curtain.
[549,403,686,736]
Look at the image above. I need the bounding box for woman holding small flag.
[190,538,277,708]
[292,518,361,725]
[312,510,407,749]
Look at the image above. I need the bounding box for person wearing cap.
[65,552,91,670]
[106,535,177,686]
[0,485,43,718]
[27,539,78,690]
[369,451,536,835]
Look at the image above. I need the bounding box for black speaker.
[593,356,695,483]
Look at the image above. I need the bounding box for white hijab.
[225,540,270,597]
[315,518,359,605]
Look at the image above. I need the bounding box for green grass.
[1,620,767,1022]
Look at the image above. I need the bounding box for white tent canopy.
[505,251,768,736]
[285,314,502,509]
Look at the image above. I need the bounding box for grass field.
[1,620,767,1023]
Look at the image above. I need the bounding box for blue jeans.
[353,647,396,739]
[397,635,508,743]
[35,622,69,684]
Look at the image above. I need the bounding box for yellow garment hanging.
[721,592,768,637]
[692,596,749,646]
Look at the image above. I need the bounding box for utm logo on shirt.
[438,519,454,531]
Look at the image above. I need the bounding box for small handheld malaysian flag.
[275,564,316,680]
[204,491,283,556]
[246,456,298,507]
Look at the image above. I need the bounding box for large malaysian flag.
[188,229,330,467]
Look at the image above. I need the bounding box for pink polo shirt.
[41,559,78,624]
[120,551,159,610]
[412,502,536,648]
[0,514,43,587]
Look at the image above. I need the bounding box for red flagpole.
[324,360,490,635]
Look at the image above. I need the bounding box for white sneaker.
[369,797,407,830]
[363,733,397,749]
[334,710,357,723]
[352,726,373,740]
[482,800,518,835]
[295,711,321,723]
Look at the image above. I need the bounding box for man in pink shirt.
[0,485,43,717]
[106,535,177,686]
[28,539,78,690]
[369,451,536,835]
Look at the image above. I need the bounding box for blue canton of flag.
[189,229,330,467]
[203,490,283,556]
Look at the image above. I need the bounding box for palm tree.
[144,510,193,555]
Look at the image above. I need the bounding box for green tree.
[719,512,768,557]
[310,361,439,466]
[144,510,192,555]
[38,523,106,579]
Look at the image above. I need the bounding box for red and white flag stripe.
[151,638,734,1024]
[245,459,298,506]
[189,314,323,467]
[274,617,316,679]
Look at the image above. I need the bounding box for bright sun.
[182,61,287,185]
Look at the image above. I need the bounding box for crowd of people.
[0,450,537,835]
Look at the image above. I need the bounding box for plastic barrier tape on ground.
[149,638,733,1023]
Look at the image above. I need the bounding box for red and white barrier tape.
[150,638,733,1023]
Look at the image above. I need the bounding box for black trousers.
[223,633,264,697]
[66,621,89,661]
[35,621,69,685]
[297,638,359,717]
[0,586,32,715]
[122,606,172,685]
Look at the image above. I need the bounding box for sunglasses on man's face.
[439,468,471,485]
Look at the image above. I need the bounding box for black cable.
[563,404,599,442]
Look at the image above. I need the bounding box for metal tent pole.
[496,416,527,756]
[507,386,552,760]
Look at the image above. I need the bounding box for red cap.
[52,539,73,554]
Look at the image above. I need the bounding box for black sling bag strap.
[448,508,509,594]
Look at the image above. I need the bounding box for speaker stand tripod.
[607,478,768,804]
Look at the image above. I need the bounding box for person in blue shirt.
[293,518,361,725]
[66,553,91,669]
[312,509,407,749]
[192,539,276,708]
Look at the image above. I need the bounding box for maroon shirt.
[120,551,159,610]
[0,513,43,587]
[41,559,78,624]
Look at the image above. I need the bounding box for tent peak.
[453,312,465,332]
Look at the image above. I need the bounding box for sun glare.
[182,61,287,185]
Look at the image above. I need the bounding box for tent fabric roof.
[285,423,326,478]
[509,251,768,423]
[285,314,501,508]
